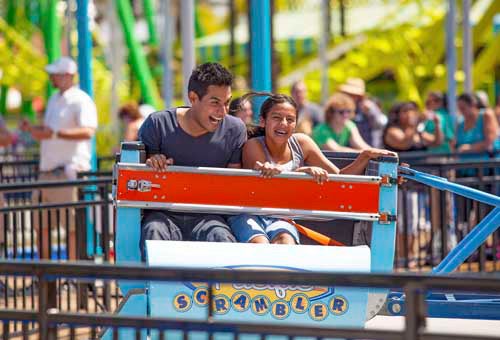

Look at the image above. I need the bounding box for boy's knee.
[205,226,236,243]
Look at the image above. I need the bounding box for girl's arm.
[242,138,282,177]
[296,133,340,174]
[348,124,372,150]
[323,138,360,153]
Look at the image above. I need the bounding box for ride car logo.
[172,265,350,320]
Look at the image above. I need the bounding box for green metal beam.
[115,0,161,108]
[0,0,15,116]
[142,0,158,46]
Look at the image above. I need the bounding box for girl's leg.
[228,214,269,243]
[264,218,300,245]
[250,235,270,244]
[271,232,296,244]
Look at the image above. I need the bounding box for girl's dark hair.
[229,97,245,116]
[239,92,298,138]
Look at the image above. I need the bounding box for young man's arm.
[138,113,173,171]
[227,120,247,169]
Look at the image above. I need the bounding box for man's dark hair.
[188,62,233,99]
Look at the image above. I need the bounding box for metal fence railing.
[1,261,500,340]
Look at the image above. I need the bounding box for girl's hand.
[298,166,329,184]
[255,161,282,178]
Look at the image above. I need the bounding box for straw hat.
[339,78,366,96]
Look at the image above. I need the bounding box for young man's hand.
[145,154,174,172]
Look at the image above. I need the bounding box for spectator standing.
[290,80,323,135]
[339,78,387,148]
[455,93,498,153]
[423,91,455,153]
[383,102,442,269]
[118,102,144,141]
[229,97,253,125]
[20,56,98,260]
[312,92,370,152]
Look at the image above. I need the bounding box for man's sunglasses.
[331,109,353,115]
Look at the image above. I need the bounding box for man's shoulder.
[223,114,246,135]
[147,108,176,121]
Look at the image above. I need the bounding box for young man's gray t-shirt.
[138,107,247,167]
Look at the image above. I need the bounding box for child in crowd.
[229,92,396,245]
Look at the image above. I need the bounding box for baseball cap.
[45,57,77,75]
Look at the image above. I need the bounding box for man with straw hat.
[339,78,387,148]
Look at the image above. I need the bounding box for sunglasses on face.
[332,109,353,116]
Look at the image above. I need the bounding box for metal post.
[229,0,236,71]
[161,0,174,108]
[181,0,195,104]
[116,0,161,108]
[446,0,457,117]
[463,0,473,93]
[76,0,96,171]
[0,0,16,116]
[319,0,330,104]
[494,14,500,101]
[46,0,62,97]
[249,0,272,117]
[339,0,346,37]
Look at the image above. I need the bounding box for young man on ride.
[230,92,396,245]
[138,63,246,253]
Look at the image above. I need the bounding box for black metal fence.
[1,261,500,340]
[396,151,500,272]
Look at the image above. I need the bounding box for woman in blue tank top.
[229,92,397,245]
[456,93,498,153]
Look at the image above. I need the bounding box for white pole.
[181,0,196,104]
[319,0,330,104]
[462,0,473,93]
[161,0,174,108]
[446,0,457,117]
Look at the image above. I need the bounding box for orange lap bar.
[117,169,380,213]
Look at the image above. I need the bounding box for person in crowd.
[138,62,247,256]
[290,80,323,135]
[383,101,443,152]
[339,78,387,148]
[455,93,498,153]
[0,116,14,147]
[118,102,144,142]
[312,92,371,152]
[229,96,253,125]
[383,101,442,269]
[19,56,98,260]
[423,91,454,153]
[229,92,396,244]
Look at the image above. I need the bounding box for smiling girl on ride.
[229,92,396,245]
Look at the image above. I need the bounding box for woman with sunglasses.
[312,92,371,152]
[229,92,396,245]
